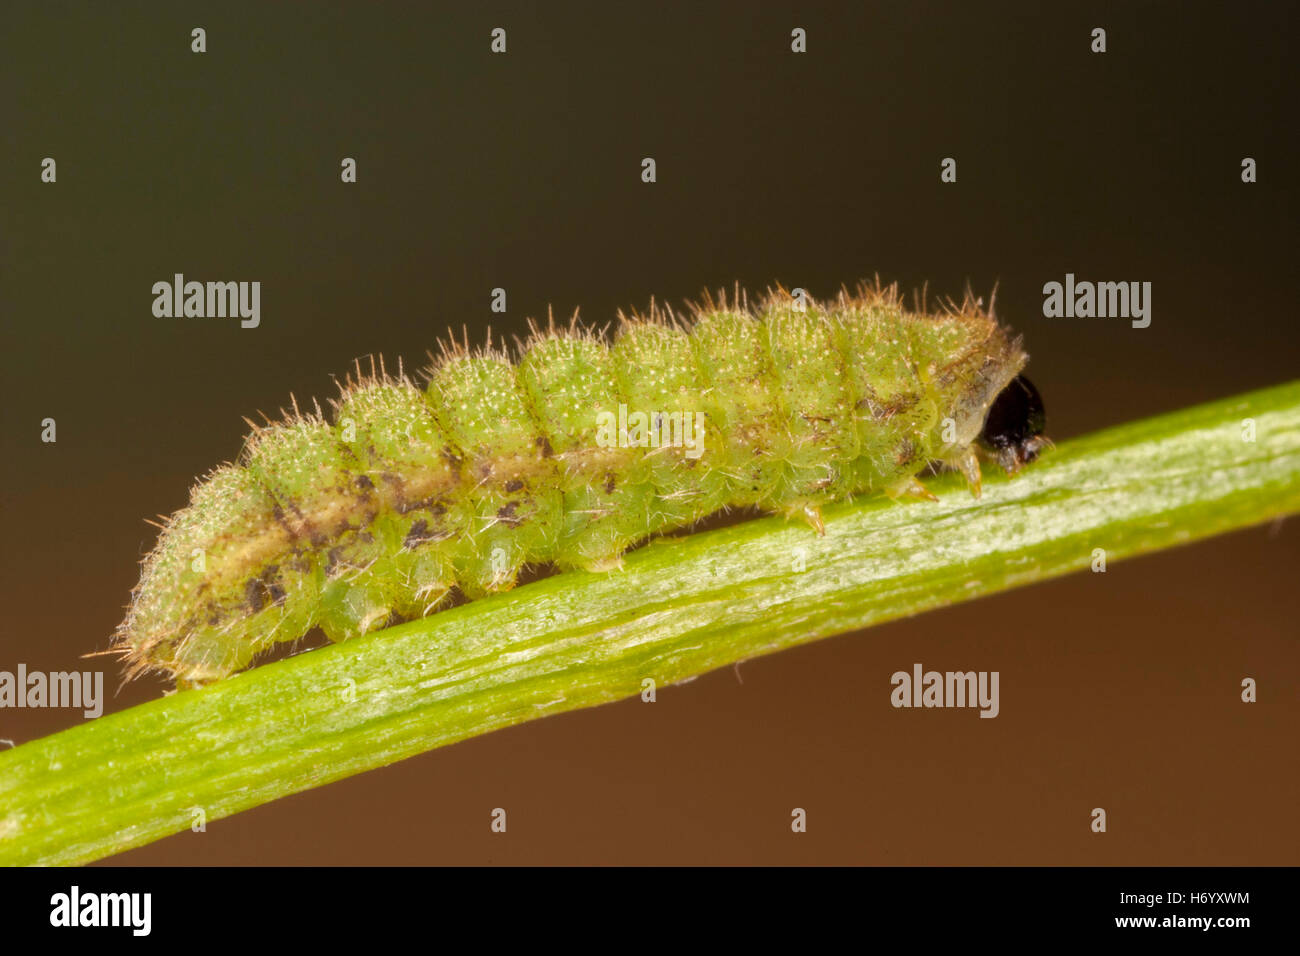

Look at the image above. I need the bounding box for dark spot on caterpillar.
[603,473,616,494]
[276,500,327,547]
[896,438,917,465]
[497,502,521,527]
[269,501,312,545]
[264,568,286,606]
[859,395,918,422]
[244,565,286,613]
[398,497,448,518]
[536,435,554,458]
[505,478,524,492]
[338,442,362,464]
[477,461,494,480]
[354,474,375,492]
[403,519,434,549]
[396,494,445,515]
[326,546,343,573]
[356,505,382,530]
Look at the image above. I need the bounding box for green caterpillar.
[113,282,1048,689]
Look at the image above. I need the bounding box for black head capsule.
[978,374,1051,475]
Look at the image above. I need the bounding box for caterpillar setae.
[112,281,1049,689]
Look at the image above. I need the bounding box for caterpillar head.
[978,375,1051,475]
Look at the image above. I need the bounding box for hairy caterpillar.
[112,282,1049,689]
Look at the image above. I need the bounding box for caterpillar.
[112,281,1049,689]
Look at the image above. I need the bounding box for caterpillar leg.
[941,446,984,499]
[580,553,625,573]
[885,475,939,503]
[778,501,826,536]
[460,562,520,600]
[319,582,393,644]
[552,533,629,574]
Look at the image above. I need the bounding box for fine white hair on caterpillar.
[109,280,1049,689]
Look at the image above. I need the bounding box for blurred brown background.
[1,1,1296,864]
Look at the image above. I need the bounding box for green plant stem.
[3,381,1298,865]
